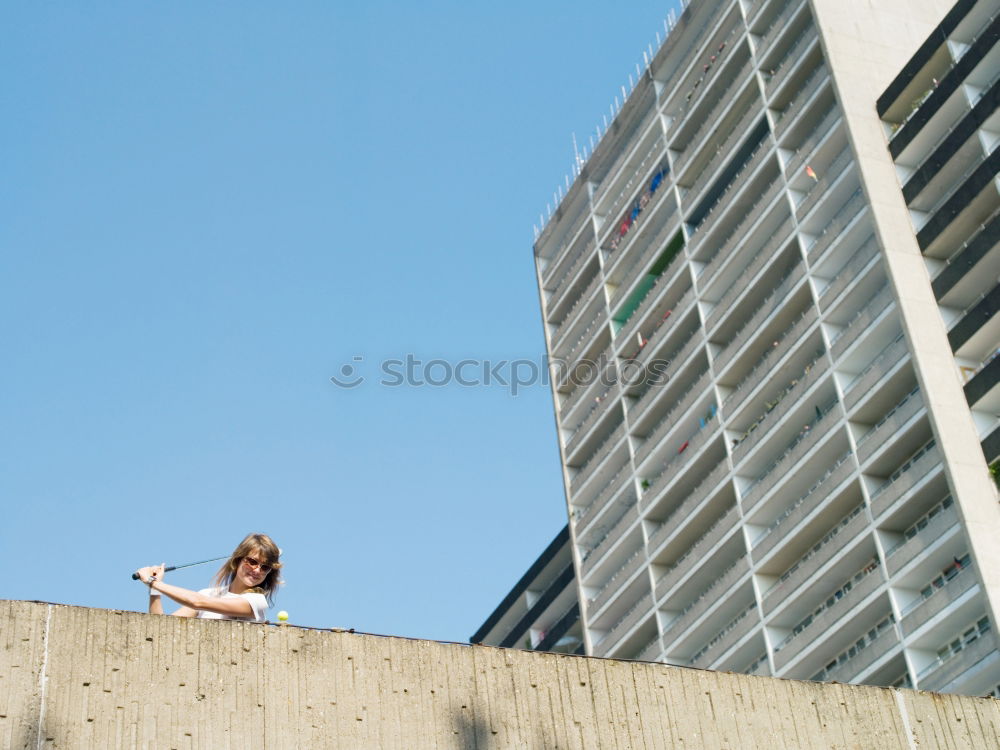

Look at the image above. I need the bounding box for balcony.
[634,371,713,466]
[630,332,705,423]
[581,504,640,577]
[773,563,883,670]
[661,557,751,646]
[645,461,730,555]
[731,355,830,466]
[588,545,646,617]
[673,58,758,177]
[706,218,796,332]
[843,335,908,412]
[654,505,741,602]
[741,399,840,511]
[641,420,719,502]
[601,168,675,256]
[756,0,806,62]
[697,180,785,288]
[626,288,696,366]
[785,107,842,179]
[763,24,818,99]
[570,424,626,492]
[714,263,807,374]
[818,235,879,311]
[901,564,978,637]
[813,620,900,685]
[774,64,830,139]
[831,285,894,359]
[546,240,596,309]
[690,602,760,669]
[681,104,766,215]
[886,503,958,578]
[554,307,610,368]
[869,441,941,519]
[752,452,854,562]
[636,636,664,663]
[806,189,867,263]
[551,275,604,349]
[559,343,614,415]
[917,630,997,692]
[600,591,655,652]
[795,148,854,223]
[575,463,633,535]
[609,210,682,309]
[762,504,867,615]
[723,307,818,418]
[563,391,616,459]
[856,389,924,465]
[613,252,687,351]
[593,129,665,216]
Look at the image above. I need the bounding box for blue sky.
[1,1,682,641]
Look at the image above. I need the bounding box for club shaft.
[131,555,227,580]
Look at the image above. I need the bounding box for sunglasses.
[242,556,273,573]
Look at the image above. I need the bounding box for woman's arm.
[135,565,253,618]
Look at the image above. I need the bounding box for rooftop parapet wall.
[2,601,999,749]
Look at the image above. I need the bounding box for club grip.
[131,565,177,581]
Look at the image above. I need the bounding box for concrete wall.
[1,601,998,749]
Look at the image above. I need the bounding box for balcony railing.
[588,545,646,616]
[571,424,626,492]
[843,334,906,411]
[645,461,730,554]
[812,617,899,684]
[636,636,664,663]
[706,217,796,332]
[773,560,883,668]
[623,287,695,365]
[602,169,675,254]
[630,333,704,421]
[723,307,817,416]
[547,239,596,309]
[831,285,894,359]
[919,629,997,691]
[856,388,923,464]
[901,564,978,637]
[641,417,717,502]
[806,188,866,262]
[870,440,940,518]
[563,387,614,455]
[581,503,640,574]
[741,397,840,510]
[785,107,841,180]
[687,137,775,246]
[795,148,854,222]
[818,235,879,310]
[763,23,818,97]
[593,131,665,216]
[654,505,741,601]
[763,504,867,613]
[661,556,749,645]
[635,372,714,466]
[697,180,785,287]
[552,275,604,348]
[559,343,614,414]
[681,103,765,213]
[732,354,829,465]
[674,58,757,176]
[576,462,632,533]
[554,307,609,367]
[690,601,759,668]
[752,451,853,561]
[757,0,805,60]
[610,209,681,309]
[886,502,957,578]
[601,591,655,651]
[662,0,735,118]
[774,64,830,139]
[714,263,806,374]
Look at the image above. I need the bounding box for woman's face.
[234,549,272,590]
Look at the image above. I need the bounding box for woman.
[135,533,282,622]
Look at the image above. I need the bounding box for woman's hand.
[135,564,166,585]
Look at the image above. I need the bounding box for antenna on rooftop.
[572,132,582,171]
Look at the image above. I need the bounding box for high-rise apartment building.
[526,0,999,696]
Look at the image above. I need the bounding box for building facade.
[529,0,999,696]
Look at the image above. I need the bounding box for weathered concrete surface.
[1,601,998,748]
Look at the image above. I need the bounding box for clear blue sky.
[1,1,682,641]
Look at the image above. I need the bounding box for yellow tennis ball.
[277,611,289,622]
